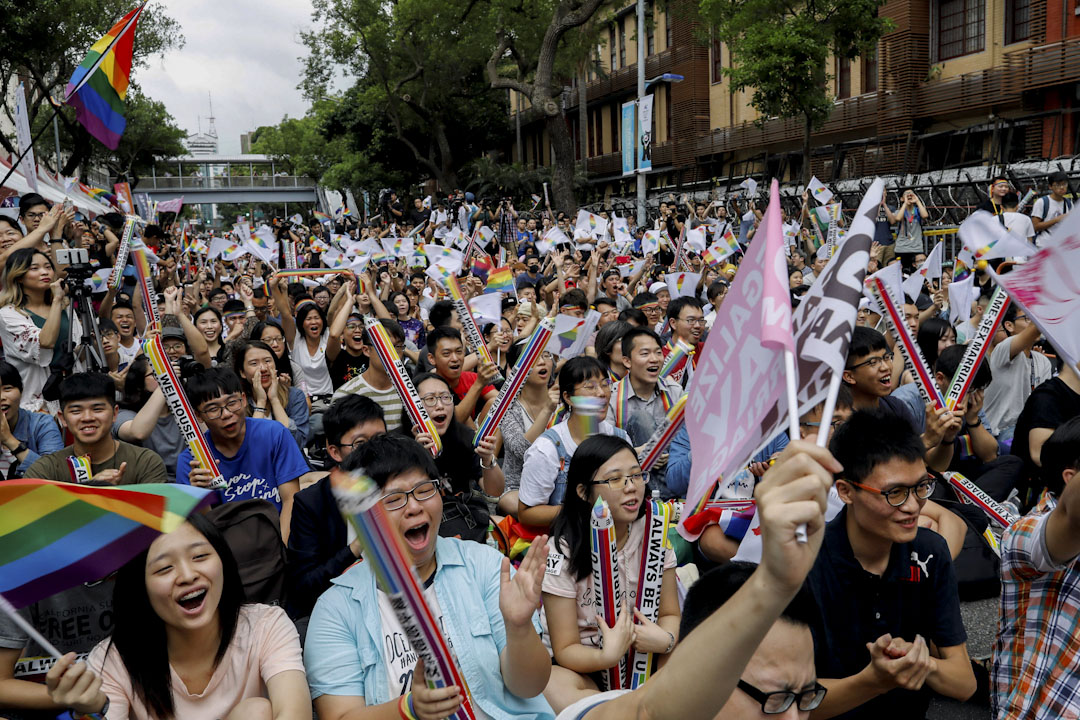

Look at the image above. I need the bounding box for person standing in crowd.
[0,360,64,480]
[886,190,928,271]
[1030,171,1073,244]
[25,373,167,485]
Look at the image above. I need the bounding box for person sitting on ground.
[426,326,498,424]
[331,318,408,433]
[982,304,1053,447]
[1012,360,1080,496]
[303,433,555,720]
[44,514,311,720]
[0,360,64,480]
[113,354,186,482]
[286,395,387,622]
[541,435,680,713]
[177,368,308,544]
[809,409,976,719]
[25,372,167,485]
[498,341,559,516]
[232,340,310,448]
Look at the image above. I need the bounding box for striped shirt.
[993,493,1080,719]
[331,373,405,433]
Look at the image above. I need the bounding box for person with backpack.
[518,357,630,529]
[1031,170,1073,245]
[44,514,311,720]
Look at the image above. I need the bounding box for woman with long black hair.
[232,340,310,448]
[45,513,310,719]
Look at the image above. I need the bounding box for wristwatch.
[10,441,28,455]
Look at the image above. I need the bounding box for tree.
[0,0,183,175]
[484,0,608,211]
[699,0,891,183]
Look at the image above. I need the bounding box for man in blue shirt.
[177,367,308,544]
[0,360,64,479]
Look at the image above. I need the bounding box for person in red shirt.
[426,326,498,424]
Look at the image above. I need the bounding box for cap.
[648,281,668,294]
[602,268,621,280]
[161,326,187,343]
[465,192,475,202]
[501,296,519,312]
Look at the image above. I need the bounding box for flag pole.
[0,593,62,659]
[783,350,808,544]
[0,103,63,192]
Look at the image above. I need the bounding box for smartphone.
[615,255,631,265]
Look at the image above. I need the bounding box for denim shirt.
[304,536,554,720]
[11,408,64,478]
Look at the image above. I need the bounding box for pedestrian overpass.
[141,153,318,205]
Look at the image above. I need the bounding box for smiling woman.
[45,514,311,720]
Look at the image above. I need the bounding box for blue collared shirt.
[305,536,554,720]
[11,408,64,477]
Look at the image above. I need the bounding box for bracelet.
[398,691,419,720]
[252,406,267,414]
[663,630,676,654]
[71,696,109,719]
[480,455,497,470]
[968,417,982,427]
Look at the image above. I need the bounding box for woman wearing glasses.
[540,435,680,713]
[304,433,556,720]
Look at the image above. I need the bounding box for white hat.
[649,281,668,294]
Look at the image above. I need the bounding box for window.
[589,109,603,157]
[837,57,851,99]
[1005,0,1031,44]
[712,38,724,83]
[646,3,656,55]
[610,26,617,70]
[862,49,878,93]
[619,22,626,67]
[611,104,620,153]
[937,0,985,60]
[664,86,672,142]
[665,12,673,50]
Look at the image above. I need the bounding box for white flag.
[901,241,943,300]
[959,210,1038,261]
[468,292,503,328]
[807,176,833,205]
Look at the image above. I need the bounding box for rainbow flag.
[313,210,332,224]
[341,206,353,218]
[485,266,514,295]
[79,182,118,207]
[0,480,212,608]
[470,255,492,283]
[64,4,145,150]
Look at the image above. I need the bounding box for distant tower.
[184,95,219,156]
[207,93,218,139]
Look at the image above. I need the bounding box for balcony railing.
[144,175,318,191]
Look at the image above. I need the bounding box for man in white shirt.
[1001,192,1036,243]
[982,304,1054,444]
[1031,171,1073,245]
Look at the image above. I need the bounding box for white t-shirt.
[117,337,141,369]
[1002,211,1035,243]
[540,517,677,649]
[518,421,626,507]
[982,335,1054,434]
[290,330,334,396]
[1032,196,1070,245]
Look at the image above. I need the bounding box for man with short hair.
[177,368,308,542]
[802,253,829,287]
[287,395,387,620]
[809,410,976,718]
[0,360,64,479]
[983,304,1053,444]
[664,296,706,384]
[17,193,50,233]
[631,291,664,332]
[25,373,167,485]
[594,268,631,311]
[1031,170,1073,243]
[109,301,142,368]
[558,289,589,319]
[593,297,618,328]
[426,326,497,423]
[332,318,407,433]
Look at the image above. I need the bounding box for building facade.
[510,0,1080,199]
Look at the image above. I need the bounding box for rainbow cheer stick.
[144,335,228,490]
[867,277,945,411]
[570,395,607,438]
[132,244,160,331]
[108,216,137,290]
[66,455,93,484]
[283,239,298,269]
[944,286,1010,411]
[591,496,628,691]
[473,317,554,447]
[639,393,687,472]
[627,499,673,689]
[446,276,503,383]
[363,316,441,458]
[332,471,477,720]
[275,269,356,281]
[946,471,1018,529]
[659,340,694,379]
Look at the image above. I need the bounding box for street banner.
[14,83,38,193]
[621,101,636,177]
[638,94,653,173]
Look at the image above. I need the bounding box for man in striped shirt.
[331,318,407,433]
[994,416,1080,719]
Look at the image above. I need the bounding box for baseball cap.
[161,326,187,343]
[603,268,621,280]
[648,281,667,294]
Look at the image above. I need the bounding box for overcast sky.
[137,0,316,155]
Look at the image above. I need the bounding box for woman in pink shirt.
[44,514,310,720]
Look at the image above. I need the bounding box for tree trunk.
[802,114,813,185]
[546,112,577,212]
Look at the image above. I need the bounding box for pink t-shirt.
[88,603,304,720]
[540,516,677,649]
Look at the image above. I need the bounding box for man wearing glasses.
[806,410,976,718]
[662,296,707,384]
[178,368,309,544]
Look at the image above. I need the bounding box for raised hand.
[500,534,548,629]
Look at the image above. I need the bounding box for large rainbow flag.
[64,4,145,150]
[0,480,212,608]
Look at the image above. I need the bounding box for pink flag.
[155,196,184,215]
[990,211,1080,368]
[682,179,794,535]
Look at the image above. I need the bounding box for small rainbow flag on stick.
[485,266,515,296]
[64,4,145,149]
[0,480,213,608]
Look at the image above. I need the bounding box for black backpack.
[206,499,288,607]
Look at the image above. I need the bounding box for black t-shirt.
[409,207,431,226]
[329,348,368,389]
[1012,377,1080,483]
[807,509,967,720]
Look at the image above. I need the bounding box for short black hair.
[680,562,820,638]
[98,318,119,335]
[829,409,926,485]
[428,300,455,328]
[631,291,659,308]
[847,326,888,365]
[707,281,728,302]
[207,287,228,301]
[361,317,406,346]
[1041,417,1080,495]
[595,320,632,367]
[560,289,588,311]
[618,307,648,326]
[593,296,617,313]
[222,299,246,315]
[426,326,462,355]
[59,372,116,409]
[1003,303,1021,326]
[341,433,439,490]
[324,395,386,447]
[184,367,245,410]
[666,295,703,321]
[18,193,48,216]
[935,343,992,391]
[111,300,135,315]
[0,360,23,391]
[621,326,662,358]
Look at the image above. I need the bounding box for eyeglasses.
[846,351,893,371]
[262,335,286,346]
[576,380,612,392]
[679,315,706,326]
[381,480,440,511]
[345,322,363,331]
[590,472,647,490]
[800,418,845,430]
[199,396,245,419]
[847,478,935,507]
[23,211,47,221]
[737,680,827,715]
[419,392,454,408]
[335,435,380,453]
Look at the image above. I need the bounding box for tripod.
[64,265,107,371]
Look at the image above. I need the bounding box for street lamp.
[635,58,684,227]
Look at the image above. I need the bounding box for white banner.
[15,83,38,194]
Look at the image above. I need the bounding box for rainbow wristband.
[399,692,419,720]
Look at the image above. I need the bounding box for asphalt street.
[928,597,997,719]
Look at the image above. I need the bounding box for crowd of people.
[0,169,1077,720]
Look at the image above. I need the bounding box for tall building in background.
[240,131,254,154]
[185,94,219,157]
